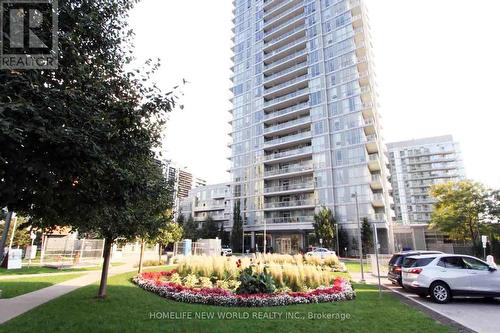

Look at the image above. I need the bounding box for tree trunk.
[97,237,113,299]
[0,210,14,260]
[138,240,145,274]
[158,243,162,264]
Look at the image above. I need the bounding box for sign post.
[482,235,488,260]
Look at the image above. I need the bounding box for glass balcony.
[263,181,315,194]
[263,146,312,161]
[263,25,306,52]
[264,73,308,96]
[264,162,313,177]
[264,87,309,107]
[264,199,315,209]
[263,130,311,148]
[264,61,308,84]
[264,0,304,28]
[264,116,311,134]
[265,13,306,40]
[263,101,310,121]
[264,216,314,224]
[264,36,307,61]
[264,48,307,74]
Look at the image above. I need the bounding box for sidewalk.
[0,263,137,324]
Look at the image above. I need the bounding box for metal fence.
[41,236,104,267]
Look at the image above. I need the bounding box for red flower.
[236,259,242,268]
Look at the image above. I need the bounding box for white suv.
[402,254,500,303]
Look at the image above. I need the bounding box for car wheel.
[429,282,452,304]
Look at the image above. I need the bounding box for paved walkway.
[351,271,500,333]
[0,271,100,280]
[0,263,138,324]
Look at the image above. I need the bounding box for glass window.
[463,257,490,271]
[438,257,466,269]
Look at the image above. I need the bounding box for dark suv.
[388,251,442,286]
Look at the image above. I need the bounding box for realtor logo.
[0,0,58,69]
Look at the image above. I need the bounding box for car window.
[402,258,417,268]
[438,257,466,269]
[389,255,402,266]
[463,257,490,271]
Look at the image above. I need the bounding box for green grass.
[0,262,125,276]
[0,273,85,299]
[0,267,452,333]
[344,261,372,273]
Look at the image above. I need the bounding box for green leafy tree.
[183,216,199,241]
[430,180,498,255]
[0,0,180,298]
[219,223,230,247]
[155,221,183,262]
[361,218,373,255]
[313,207,336,249]
[338,226,349,257]
[200,217,219,239]
[230,201,243,252]
[176,213,185,225]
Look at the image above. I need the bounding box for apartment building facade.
[229,0,394,254]
[387,135,465,225]
[178,183,233,230]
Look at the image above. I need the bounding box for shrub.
[236,266,276,295]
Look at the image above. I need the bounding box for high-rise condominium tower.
[229,0,393,253]
[387,135,465,225]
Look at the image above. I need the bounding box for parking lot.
[385,281,500,333]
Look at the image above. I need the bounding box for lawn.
[0,273,85,299]
[344,261,372,273]
[0,267,453,333]
[0,262,125,276]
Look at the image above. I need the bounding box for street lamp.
[351,192,365,283]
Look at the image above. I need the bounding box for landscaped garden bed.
[133,254,355,307]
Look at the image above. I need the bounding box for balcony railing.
[264,36,307,60]
[366,134,377,143]
[264,116,311,134]
[264,163,313,177]
[264,0,304,27]
[264,48,307,72]
[264,130,311,147]
[264,73,308,96]
[264,24,306,51]
[263,181,314,193]
[263,146,312,161]
[263,101,310,121]
[264,60,308,84]
[372,213,386,222]
[264,87,309,107]
[265,12,306,37]
[264,199,315,209]
[264,216,314,224]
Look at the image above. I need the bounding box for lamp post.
[351,192,365,283]
[263,218,267,254]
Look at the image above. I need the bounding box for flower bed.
[133,270,356,307]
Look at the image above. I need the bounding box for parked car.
[306,248,336,258]
[388,251,442,286]
[402,254,500,303]
[221,247,232,256]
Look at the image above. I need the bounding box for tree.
[0,0,179,298]
[231,201,243,252]
[176,213,185,225]
[338,226,349,257]
[361,218,373,255]
[219,223,230,247]
[155,221,183,262]
[430,180,498,256]
[183,216,199,241]
[0,215,31,248]
[313,207,336,249]
[200,217,219,239]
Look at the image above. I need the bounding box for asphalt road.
[385,282,500,333]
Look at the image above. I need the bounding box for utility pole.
[352,193,365,283]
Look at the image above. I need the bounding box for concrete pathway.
[0,263,138,324]
[0,271,101,280]
[351,272,500,333]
